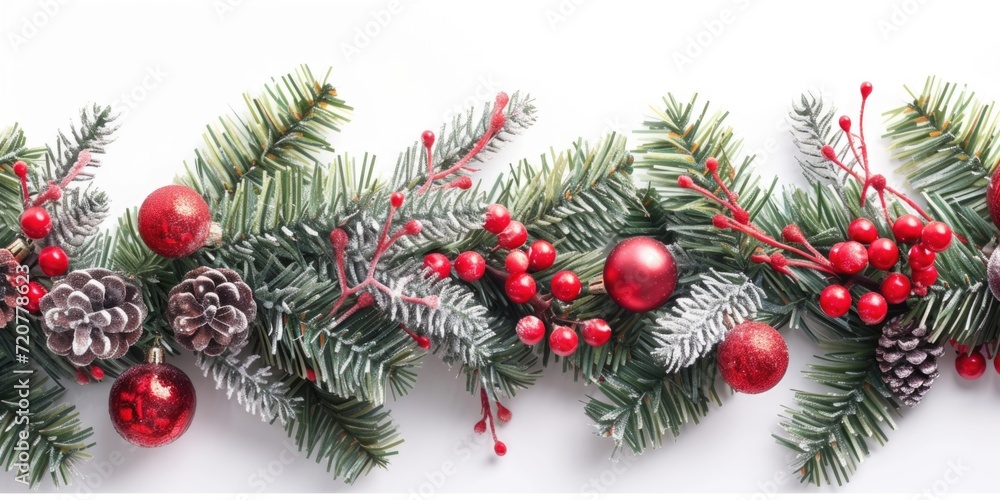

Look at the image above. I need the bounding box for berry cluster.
[950,341,1000,381]
[818,215,952,324]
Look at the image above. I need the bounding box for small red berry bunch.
[7,159,76,278]
[422,203,612,357]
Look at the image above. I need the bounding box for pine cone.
[41,268,146,366]
[0,249,27,329]
[876,317,944,406]
[167,267,256,356]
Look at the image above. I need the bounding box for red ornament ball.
[483,204,511,234]
[880,273,912,305]
[819,284,852,317]
[987,165,1000,231]
[505,272,537,304]
[550,270,581,302]
[602,237,677,313]
[422,253,451,280]
[527,240,557,271]
[454,251,486,282]
[109,353,196,447]
[505,250,529,274]
[956,351,987,380]
[716,322,788,394]
[581,319,612,347]
[515,315,546,345]
[549,326,579,356]
[847,218,878,244]
[20,206,52,240]
[867,238,899,271]
[857,292,888,325]
[921,221,952,252]
[23,281,47,315]
[138,185,212,258]
[37,246,69,277]
[497,221,528,250]
[892,214,924,244]
[829,241,869,274]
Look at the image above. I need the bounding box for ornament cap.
[146,344,165,364]
[4,238,31,262]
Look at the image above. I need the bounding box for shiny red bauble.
[819,284,852,317]
[716,322,788,394]
[454,251,486,282]
[505,272,537,304]
[20,206,52,240]
[422,253,451,280]
[602,237,677,313]
[527,240,557,271]
[857,292,888,325]
[847,218,878,244]
[138,185,212,258]
[880,273,912,305]
[892,214,924,244]
[955,351,987,380]
[37,246,69,277]
[497,221,528,250]
[23,281,47,315]
[988,166,1000,231]
[109,354,196,447]
[829,241,868,274]
[550,270,581,302]
[581,319,612,347]
[505,250,529,274]
[907,244,936,271]
[548,326,579,356]
[515,315,546,345]
[483,204,511,234]
[867,238,899,271]
[921,221,952,252]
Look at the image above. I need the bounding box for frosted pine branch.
[789,92,852,190]
[46,104,118,182]
[650,270,764,373]
[42,186,110,253]
[196,347,300,425]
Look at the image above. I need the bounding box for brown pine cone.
[0,249,27,328]
[41,268,147,366]
[876,317,944,407]
[167,267,256,356]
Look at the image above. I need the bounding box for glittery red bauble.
[138,185,212,258]
[716,322,788,394]
[988,166,1000,231]
[602,237,676,313]
[109,358,196,447]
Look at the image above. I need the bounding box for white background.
[1,0,999,495]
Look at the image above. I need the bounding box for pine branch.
[789,92,853,192]
[284,381,402,484]
[650,270,763,373]
[195,346,300,425]
[40,186,110,255]
[0,356,94,488]
[44,104,118,182]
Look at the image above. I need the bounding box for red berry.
[994,352,1000,375]
[390,191,405,208]
[921,221,952,252]
[13,161,28,177]
[956,351,987,380]
[527,240,557,271]
[550,270,581,302]
[89,365,105,381]
[23,281,47,315]
[483,204,511,234]
[330,228,348,249]
[892,214,924,244]
[404,220,423,235]
[705,157,719,172]
[860,82,873,98]
[38,246,69,277]
[421,130,435,148]
[505,250,529,273]
[474,419,486,434]
[847,218,878,244]
[505,272,537,304]
[455,251,486,282]
[867,238,899,270]
[494,442,507,456]
[839,115,852,132]
[911,266,938,287]
[515,315,546,345]
[549,326,579,356]
[829,241,868,274]
[20,206,52,239]
[821,145,837,160]
[306,368,317,382]
[857,292,888,325]
[496,403,512,422]
[907,244,936,271]
[422,253,451,280]
[581,319,612,347]
[76,371,89,385]
[497,221,528,249]
[819,284,852,317]
[880,273,911,305]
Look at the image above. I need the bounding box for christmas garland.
[1,67,997,489]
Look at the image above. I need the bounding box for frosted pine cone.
[41,268,147,366]
[875,317,944,406]
[0,249,27,328]
[167,267,256,356]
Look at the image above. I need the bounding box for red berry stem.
[12,161,31,208]
[475,387,507,456]
[417,92,509,195]
[400,324,431,349]
[32,150,92,207]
